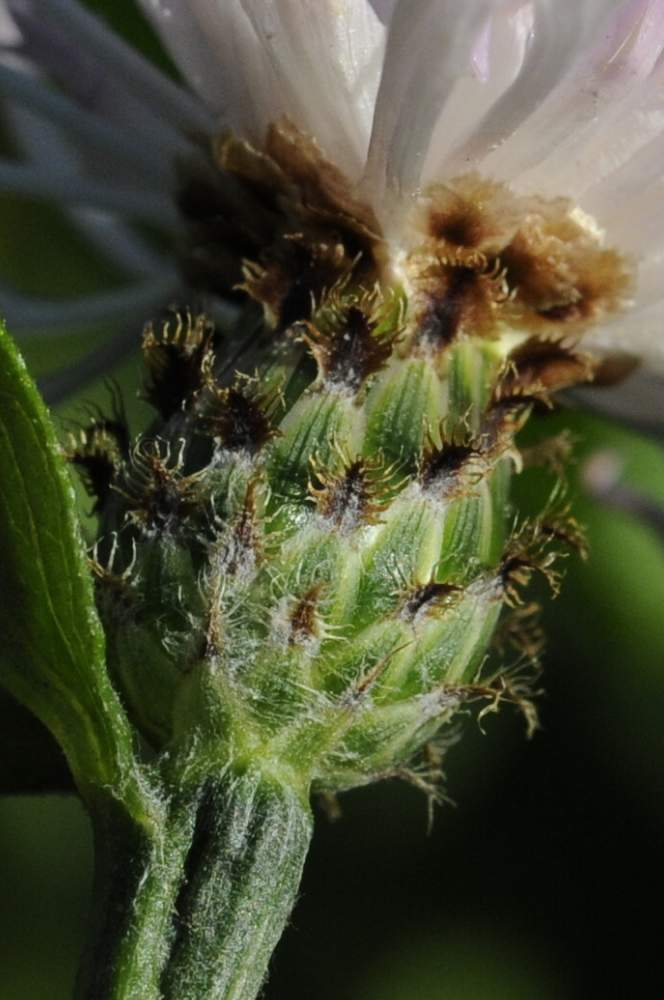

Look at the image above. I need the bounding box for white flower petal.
[568,69,664,201]
[137,0,238,124]
[8,0,211,133]
[421,1,537,182]
[627,254,664,315]
[364,0,495,203]
[0,273,180,332]
[481,0,664,191]
[586,162,664,261]
[238,0,386,176]
[0,0,19,45]
[0,62,174,188]
[138,0,268,136]
[437,0,607,175]
[368,0,397,24]
[517,6,664,201]
[575,58,664,215]
[585,299,664,373]
[140,0,388,178]
[4,98,166,277]
[620,189,664,258]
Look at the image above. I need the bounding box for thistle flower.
[0,3,663,1000]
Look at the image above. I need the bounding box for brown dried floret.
[411,259,509,350]
[483,352,569,448]
[242,231,362,330]
[420,174,524,260]
[404,175,524,351]
[505,337,596,393]
[590,352,641,387]
[501,199,632,333]
[405,177,632,357]
[183,119,386,328]
[264,119,380,243]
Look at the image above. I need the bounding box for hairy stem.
[75,768,313,1000]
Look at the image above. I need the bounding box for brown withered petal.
[265,119,381,242]
[412,262,506,350]
[501,200,632,334]
[507,338,596,393]
[589,352,641,387]
[420,174,524,257]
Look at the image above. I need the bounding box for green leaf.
[0,322,146,811]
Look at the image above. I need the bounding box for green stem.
[75,768,313,1000]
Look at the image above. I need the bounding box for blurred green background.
[2,3,664,998]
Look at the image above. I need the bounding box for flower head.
[2,0,664,412]
[140,0,664,367]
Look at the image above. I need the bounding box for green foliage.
[0,322,144,811]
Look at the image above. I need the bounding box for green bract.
[81,289,543,795]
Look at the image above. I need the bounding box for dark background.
[1,3,663,997]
